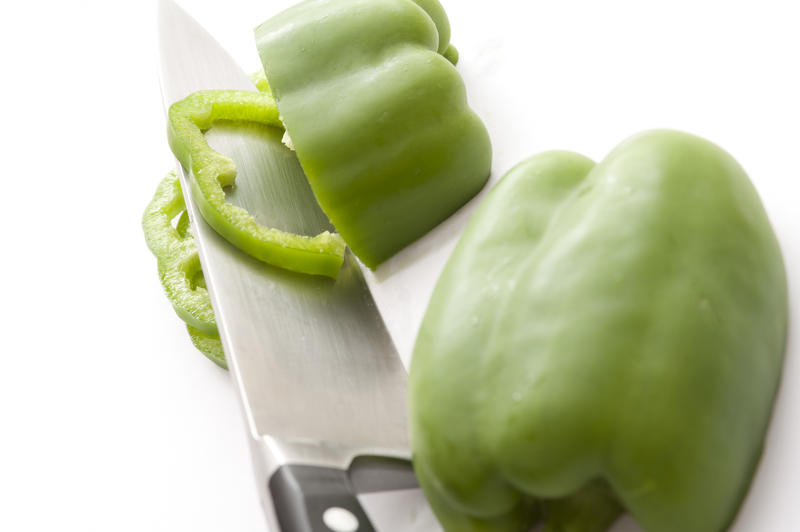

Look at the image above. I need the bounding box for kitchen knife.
[157,1,420,530]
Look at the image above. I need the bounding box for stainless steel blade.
[157,0,409,467]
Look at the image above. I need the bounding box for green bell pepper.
[167,89,346,278]
[255,0,491,268]
[143,171,226,368]
[409,130,788,532]
[143,171,218,337]
[187,324,226,369]
[147,73,279,367]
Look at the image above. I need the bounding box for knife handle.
[269,465,374,532]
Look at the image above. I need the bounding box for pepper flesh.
[167,89,346,278]
[142,171,225,366]
[255,0,491,268]
[143,171,218,337]
[409,131,788,532]
[187,325,226,369]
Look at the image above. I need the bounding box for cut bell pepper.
[145,72,282,366]
[255,0,492,268]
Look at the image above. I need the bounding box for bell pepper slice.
[142,171,218,337]
[409,131,788,532]
[255,0,491,268]
[249,69,273,95]
[167,89,346,278]
[143,172,226,367]
[187,325,226,369]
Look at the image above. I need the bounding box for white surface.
[0,0,797,530]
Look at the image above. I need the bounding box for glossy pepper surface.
[409,131,788,532]
[255,0,491,268]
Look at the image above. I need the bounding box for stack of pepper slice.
[144,71,307,366]
[142,171,225,368]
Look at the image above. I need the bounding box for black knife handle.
[269,465,375,532]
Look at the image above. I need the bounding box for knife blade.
[157,1,418,530]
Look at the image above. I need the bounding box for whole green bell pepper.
[409,130,788,532]
[255,0,491,268]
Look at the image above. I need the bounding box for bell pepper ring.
[187,325,227,370]
[142,171,218,337]
[167,89,347,278]
[145,72,279,366]
[143,172,225,367]
[409,130,788,532]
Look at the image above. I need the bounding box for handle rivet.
[322,506,359,532]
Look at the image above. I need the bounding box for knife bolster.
[269,465,375,532]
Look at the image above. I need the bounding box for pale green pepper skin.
[409,131,788,532]
[255,0,491,268]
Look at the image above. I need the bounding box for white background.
[1,0,798,530]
